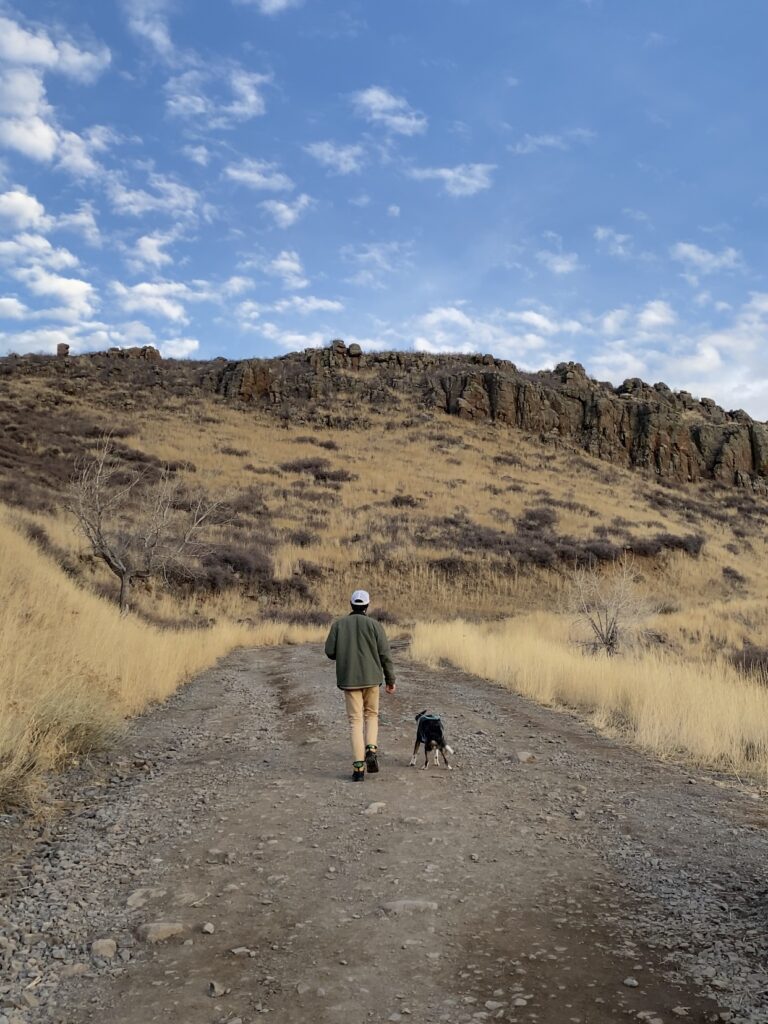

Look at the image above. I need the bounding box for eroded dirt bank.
[2,645,767,1024]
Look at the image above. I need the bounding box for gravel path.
[1,643,767,1024]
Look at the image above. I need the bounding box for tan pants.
[344,686,380,762]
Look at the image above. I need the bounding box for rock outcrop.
[204,343,768,490]
[3,341,768,491]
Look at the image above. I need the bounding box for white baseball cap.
[350,589,370,606]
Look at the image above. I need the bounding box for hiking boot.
[352,760,365,782]
[364,745,379,774]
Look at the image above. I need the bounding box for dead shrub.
[730,646,768,683]
[570,556,656,656]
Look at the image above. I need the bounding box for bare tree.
[66,437,225,614]
[570,554,656,656]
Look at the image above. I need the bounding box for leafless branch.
[65,436,225,614]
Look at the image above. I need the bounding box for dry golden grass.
[411,614,768,782]
[0,508,323,805]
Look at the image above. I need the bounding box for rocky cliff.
[205,340,768,490]
[4,340,768,491]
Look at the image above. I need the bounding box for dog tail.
[445,745,454,755]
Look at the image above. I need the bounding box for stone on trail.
[201,922,215,934]
[382,899,439,915]
[363,802,386,815]
[516,751,537,763]
[208,980,229,998]
[623,976,640,987]
[91,938,117,959]
[136,921,186,944]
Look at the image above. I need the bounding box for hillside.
[5,341,768,490]
[2,342,768,632]
[3,341,768,800]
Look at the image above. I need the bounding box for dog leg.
[441,746,453,770]
[423,746,430,770]
[433,748,440,767]
[409,740,420,767]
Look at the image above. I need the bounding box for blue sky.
[2,1,768,416]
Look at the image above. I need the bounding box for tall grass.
[0,511,323,805]
[411,614,768,781]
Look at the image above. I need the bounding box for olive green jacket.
[324,612,396,689]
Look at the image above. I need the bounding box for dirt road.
[2,644,768,1024]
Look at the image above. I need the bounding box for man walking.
[325,590,397,781]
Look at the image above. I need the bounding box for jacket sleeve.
[375,622,396,685]
[324,622,337,661]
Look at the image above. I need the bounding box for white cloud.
[13,265,96,320]
[260,322,326,349]
[305,141,365,175]
[222,275,253,297]
[536,250,581,274]
[411,305,571,368]
[235,299,261,328]
[56,202,101,246]
[352,86,427,136]
[594,225,632,257]
[160,337,199,358]
[407,163,495,197]
[113,281,186,322]
[590,343,650,382]
[166,68,271,128]
[0,187,49,229]
[341,240,411,288]
[387,204,400,218]
[0,326,80,354]
[670,242,742,275]
[233,0,303,13]
[0,17,109,167]
[225,159,294,191]
[0,232,79,270]
[507,310,582,335]
[0,296,29,318]
[261,193,312,228]
[56,128,107,178]
[272,295,344,315]
[112,280,213,322]
[128,230,179,271]
[107,173,200,218]
[0,16,110,83]
[511,128,594,155]
[623,207,650,223]
[637,299,676,331]
[0,67,58,160]
[183,144,210,166]
[265,250,308,290]
[122,0,174,58]
[600,308,629,335]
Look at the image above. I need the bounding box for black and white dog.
[409,711,454,770]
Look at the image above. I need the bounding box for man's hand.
[385,683,397,694]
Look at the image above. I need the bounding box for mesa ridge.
[3,339,767,490]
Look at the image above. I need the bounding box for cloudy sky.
[1,1,768,416]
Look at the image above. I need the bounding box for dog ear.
[415,710,427,721]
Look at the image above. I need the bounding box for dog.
[409,711,454,770]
